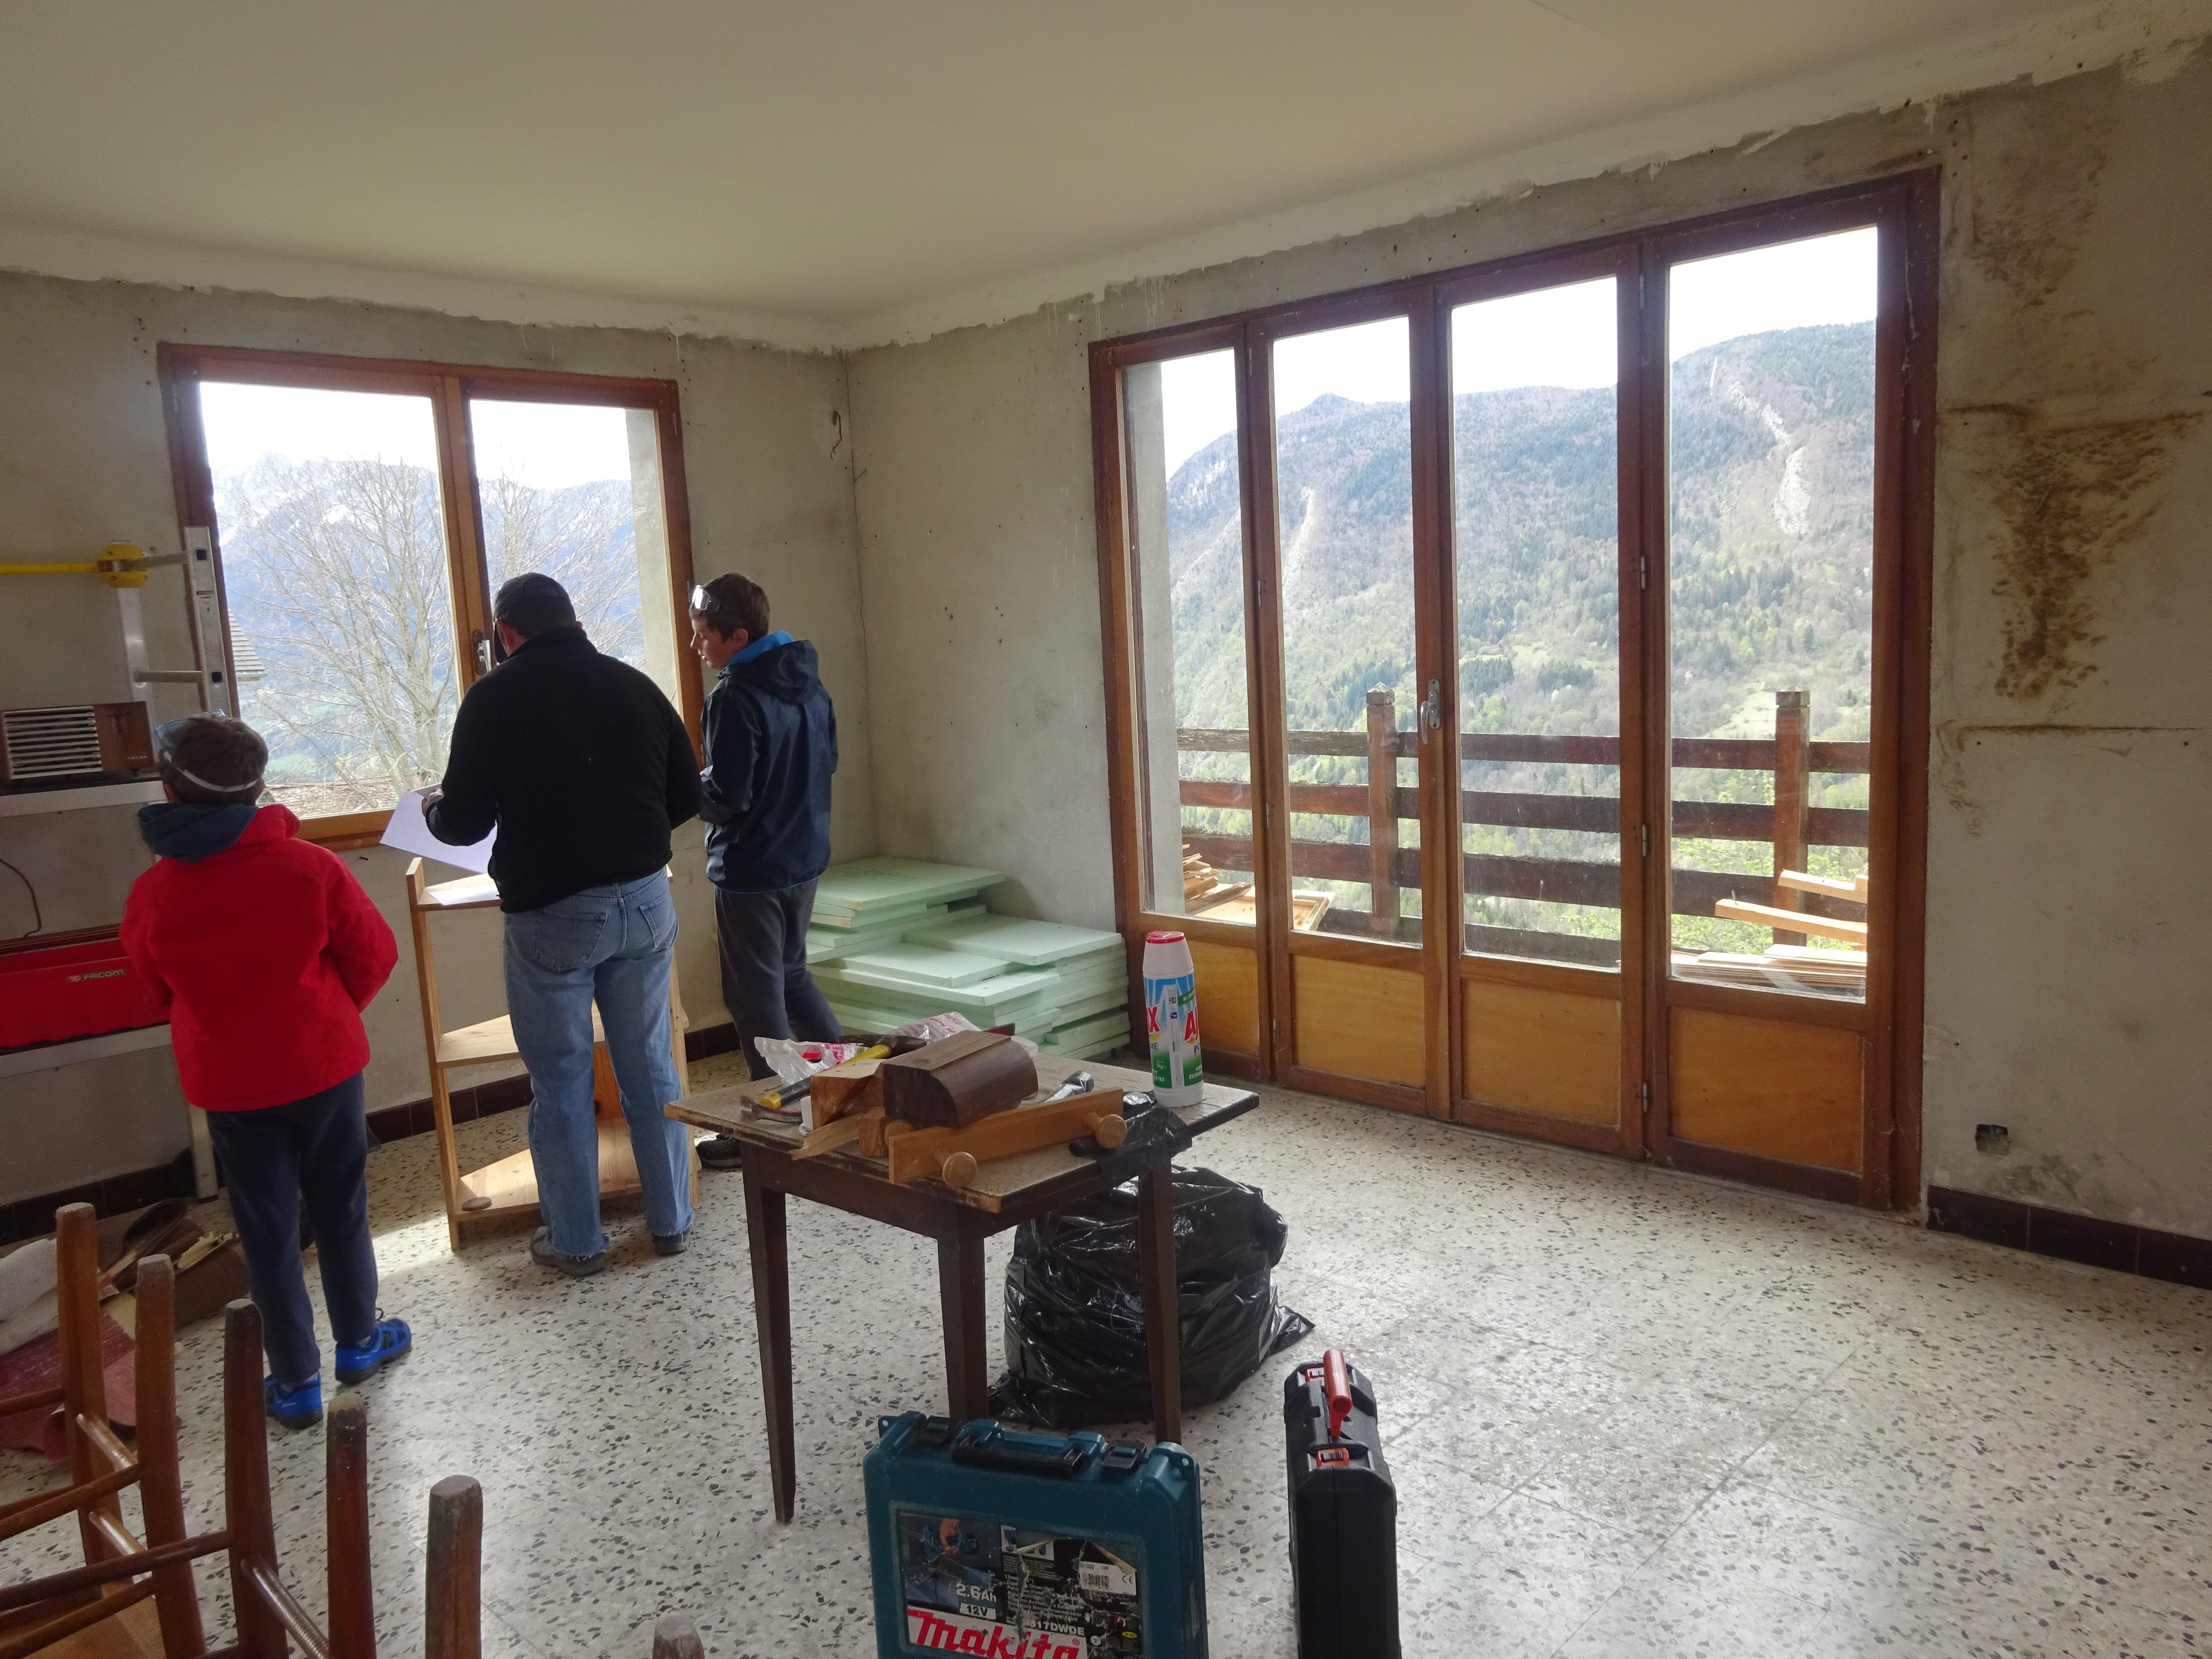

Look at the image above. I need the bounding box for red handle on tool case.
[1322,1349,1353,1439]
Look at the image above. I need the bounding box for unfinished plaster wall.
[851,49,2212,1237]
[0,272,872,1204]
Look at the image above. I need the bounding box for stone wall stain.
[1957,92,2112,306]
[1972,410,2204,700]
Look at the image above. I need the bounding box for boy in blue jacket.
[686,574,841,1168]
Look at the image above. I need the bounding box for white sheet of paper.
[379,787,494,875]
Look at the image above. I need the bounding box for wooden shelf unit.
[404,861,697,1251]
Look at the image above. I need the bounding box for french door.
[1095,176,1933,1206]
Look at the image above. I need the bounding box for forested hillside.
[1163,321,1875,747]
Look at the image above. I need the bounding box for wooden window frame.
[1089,171,1937,1207]
[156,345,700,851]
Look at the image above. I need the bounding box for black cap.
[492,573,577,639]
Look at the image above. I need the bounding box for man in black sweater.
[427,573,701,1275]
[686,573,841,1170]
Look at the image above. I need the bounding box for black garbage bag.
[990,1165,1315,1429]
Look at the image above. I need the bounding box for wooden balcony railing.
[1174,688,1868,963]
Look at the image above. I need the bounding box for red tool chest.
[0,930,162,1049]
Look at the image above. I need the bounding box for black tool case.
[1282,1350,1400,1658]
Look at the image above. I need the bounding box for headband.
[153,719,264,798]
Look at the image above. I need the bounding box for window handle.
[1418,679,1441,742]
[474,631,494,676]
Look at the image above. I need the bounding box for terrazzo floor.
[3,1058,2209,1657]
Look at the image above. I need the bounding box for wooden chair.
[402,861,698,1251]
[4,1300,413,1659]
[421,1476,481,1659]
[0,1205,203,1659]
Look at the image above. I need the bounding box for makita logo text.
[904,1607,1082,1658]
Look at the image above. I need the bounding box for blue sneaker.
[265,1376,324,1430]
[334,1316,412,1385]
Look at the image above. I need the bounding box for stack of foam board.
[804,858,1001,964]
[801,861,1132,1059]
[810,857,1003,929]
[902,912,1131,1058]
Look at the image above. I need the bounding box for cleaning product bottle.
[1143,930,1204,1108]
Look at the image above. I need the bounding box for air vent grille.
[2,706,105,780]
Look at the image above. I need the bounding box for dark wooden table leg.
[1136,1162,1183,1444]
[743,1168,798,1522]
[937,1217,991,1423]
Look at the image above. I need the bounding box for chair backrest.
[1,1253,485,1659]
[0,1203,206,1659]
[223,1297,376,1659]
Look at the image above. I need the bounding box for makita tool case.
[1283,1351,1399,1658]
[864,1414,1208,1659]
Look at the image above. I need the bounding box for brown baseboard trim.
[1927,1185,2212,1288]
[363,1022,747,1145]
[0,1156,196,1248]
[687,1021,745,1062]
[0,1024,749,1246]
[363,1073,534,1144]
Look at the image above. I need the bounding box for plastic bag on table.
[989,1165,1315,1430]
[885,1012,977,1045]
[752,1038,870,1090]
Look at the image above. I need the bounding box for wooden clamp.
[884,1090,1130,1189]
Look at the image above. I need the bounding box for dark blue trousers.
[715,881,843,1080]
[204,1071,379,1389]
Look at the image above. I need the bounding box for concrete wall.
[848,51,2212,1237]
[0,273,871,1203]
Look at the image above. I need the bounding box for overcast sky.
[1161,224,1877,472]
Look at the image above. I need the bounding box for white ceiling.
[0,1,2155,341]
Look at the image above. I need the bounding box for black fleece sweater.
[427,627,700,912]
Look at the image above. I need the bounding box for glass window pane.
[201,382,458,818]
[1271,317,1420,943]
[1666,227,1877,1001]
[1450,276,1622,970]
[1125,351,1253,921]
[470,400,684,711]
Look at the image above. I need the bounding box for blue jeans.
[504,874,692,1257]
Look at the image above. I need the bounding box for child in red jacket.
[122,715,410,1429]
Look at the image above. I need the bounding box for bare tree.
[219,456,457,812]
[216,456,644,814]
[478,470,641,662]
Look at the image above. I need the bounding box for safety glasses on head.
[153,717,265,798]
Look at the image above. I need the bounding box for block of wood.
[810,1057,885,1123]
[879,1030,1037,1129]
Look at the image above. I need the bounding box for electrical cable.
[0,853,41,938]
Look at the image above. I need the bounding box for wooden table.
[668,1054,1259,1522]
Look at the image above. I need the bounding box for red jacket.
[122,805,398,1112]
